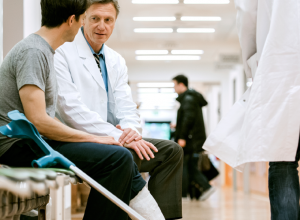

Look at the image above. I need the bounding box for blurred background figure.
[172,74,216,200]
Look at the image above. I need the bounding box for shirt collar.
[81,27,105,58]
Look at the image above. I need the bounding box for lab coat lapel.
[75,30,106,91]
[104,47,117,90]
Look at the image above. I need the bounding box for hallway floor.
[71,188,271,220]
[181,188,270,220]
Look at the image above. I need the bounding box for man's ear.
[67,15,76,27]
[179,82,185,87]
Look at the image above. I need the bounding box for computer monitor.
[143,121,171,140]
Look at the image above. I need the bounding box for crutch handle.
[32,151,75,168]
[32,155,57,168]
[0,110,75,168]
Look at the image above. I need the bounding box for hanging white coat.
[203,0,300,171]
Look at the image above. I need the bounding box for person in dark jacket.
[173,74,216,201]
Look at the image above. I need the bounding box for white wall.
[3,0,23,57]
[0,0,3,63]
[127,62,228,83]
[206,85,221,134]
[3,0,41,58]
[23,0,41,38]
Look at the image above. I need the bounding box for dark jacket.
[175,89,208,153]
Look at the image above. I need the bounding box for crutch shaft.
[70,165,146,220]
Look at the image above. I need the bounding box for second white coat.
[203,0,300,171]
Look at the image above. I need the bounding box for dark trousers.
[131,138,183,220]
[269,138,300,220]
[0,139,146,220]
[182,154,211,198]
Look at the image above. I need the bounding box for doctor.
[204,0,300,219]
[54,0,183,219]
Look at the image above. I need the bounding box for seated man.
[0,0,164,219]
[54,0,183,219]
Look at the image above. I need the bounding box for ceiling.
[104,0,242,110]
[106,0,241,64]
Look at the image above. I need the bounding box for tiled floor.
[71,188,271,220]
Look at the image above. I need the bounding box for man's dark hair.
[173,74,189,88]
[88,0,120,16]
[41,0,89,28]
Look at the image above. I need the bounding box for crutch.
[0,110,146,220]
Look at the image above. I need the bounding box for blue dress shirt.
[81,27,108,92]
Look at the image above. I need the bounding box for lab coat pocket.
[203,88,251,172]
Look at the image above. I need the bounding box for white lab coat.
[203,0,300,171]
[54,29,142,141]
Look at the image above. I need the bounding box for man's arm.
[235,0,258,78]
[19,85,121,146]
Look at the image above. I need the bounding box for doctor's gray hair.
[88,0,120,16]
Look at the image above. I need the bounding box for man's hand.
[116,125,142,145]
[124,140,158,161]
[178,139,186,148]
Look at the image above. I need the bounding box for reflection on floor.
[182,188,270,220]
[71,188,271,220]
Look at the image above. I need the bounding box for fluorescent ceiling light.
[139,101,176,105]
[134,28,173,33]
[141,104,175,107]
[177,28,215,33]
[140,106,175,110]
[138,88,160,93]
[171,50,204,55]
[136,56,201,60]
[135,50,169,55]
[139,93,178,99]
[184,0,229,4]
[181,16,222,21]
[133,17,176,21]
[160,88,175,93]
[132,0,179,4]
[137,83,174,88]
[138,88,175,93]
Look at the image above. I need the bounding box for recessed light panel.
[184,0,229,4]
[181,16,222,21]
[136,56,201,60]
[171,50,204,54]
[137,83,175,88]
[135,50,169,55]
[134,28,174,33]
[132,0,179,4]
[133,17,176,21]
[177,28,215,33]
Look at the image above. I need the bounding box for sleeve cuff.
[108,128,123,142]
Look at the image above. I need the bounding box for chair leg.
[38,205,46,220]
[13,215,20,220]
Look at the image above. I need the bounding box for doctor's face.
[83,3,117,50]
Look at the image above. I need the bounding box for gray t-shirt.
[0,34,56,157]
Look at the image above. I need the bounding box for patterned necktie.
[93,54,108,92]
